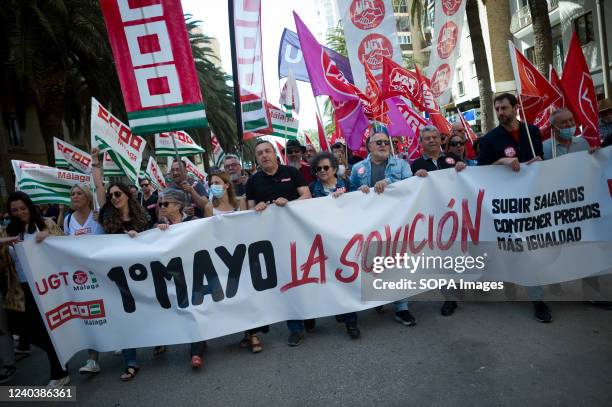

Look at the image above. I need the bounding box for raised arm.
[91,148,106,206]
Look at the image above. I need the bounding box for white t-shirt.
[64,211,105,236]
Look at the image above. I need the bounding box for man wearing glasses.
[139,178,159,224]
[282,140,314,184]
[349,125,419,327]
[223,154,248,197]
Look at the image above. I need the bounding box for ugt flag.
[100,0,208,134]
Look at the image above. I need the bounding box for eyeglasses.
[160,202,174,208]
[449,141,465,147]
[374,140,390,146]
[108,191,123,199]
[316,165,331,172]
[224,163,239,168]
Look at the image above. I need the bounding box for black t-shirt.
[477,122,543,165]
[233,181,246,197]
[142,191,159,224]
[246,165,307,204]
[411,153,462,173]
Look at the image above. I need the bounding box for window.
[574,12,594,45]
[8,117,22,147]
[470,61,476,77]
[398,34,411,45]
[393,0,408,13]
[457,67,464,96]
[552,24,564,75]
[396,16,410,32]
[525,46,536,64]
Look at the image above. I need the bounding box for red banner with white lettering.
[100,0,207,134]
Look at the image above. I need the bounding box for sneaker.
[46,376,70,388]
[304,319,316,332]
[441,301,458,316]
[374,305,384,313]
[533,301,552,323]
[0,365,16,384]
[79,359,100,374]
[287,331,304,347]
[394,310,417,326]
[346,322,361,339]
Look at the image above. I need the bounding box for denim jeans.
[393,298,410,312]
[527,286,544,301]
[287,320,304,333]
[337,312,357,324]
[122,348,138,367]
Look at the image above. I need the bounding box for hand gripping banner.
[16,148,612,365]
[99,0,208,134]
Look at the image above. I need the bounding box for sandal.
[250,335,263,353]
[120,366,139,381]
[191,355,203,369]
[153,346,167,356]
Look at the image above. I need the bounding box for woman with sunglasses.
[155,189,208,368]
[308,152,360,339]
[445,134,478,166]
[204,171,246,217]
[91,148,152,381]
[0,192,69,387]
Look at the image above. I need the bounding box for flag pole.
[518,97,537,159]
[170,132,187,180]
[314,97,329,151]
[228,0,244,151]
[508,41,537,160]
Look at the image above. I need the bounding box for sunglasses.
[108,191,123,199]
[316,165,331,172]
[287,149,302,154]
[140,183,150,187]
[374,140,390,146]
[159,202,175,208]
[449,141,465,147]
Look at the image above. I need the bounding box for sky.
[181,0,323,135]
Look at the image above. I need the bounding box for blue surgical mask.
[557,126,575,140]
[210,184,225,198]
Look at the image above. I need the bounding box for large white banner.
[427,0,466,105]
[53,137,92,174]
[16,148,612,365]
[90,98,146,184]
[339,0,403,91]
[12,160,92,205]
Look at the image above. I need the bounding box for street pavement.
[8,301,612,406]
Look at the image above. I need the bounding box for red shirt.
[299,162,315,184]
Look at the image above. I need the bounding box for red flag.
[317,115,329,151]
[360,62,388,121]
[510,42,560,107]
[561,32,601,147]
[381,57,426,111]
[304,133,313,146]
[330,113,346,145]
[457,109,477,159]
[549,67,566,108]
[274,141,286,165]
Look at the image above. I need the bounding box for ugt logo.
[350,0,385,30]
[358,34,393,71]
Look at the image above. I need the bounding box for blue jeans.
[337,312,357,324]
[122,348,138,367]
[527,286,544,301]
[287,320,304,333]
[393,299,410,312]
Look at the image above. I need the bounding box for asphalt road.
[8,301,612,407]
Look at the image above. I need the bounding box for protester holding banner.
[0,192,69,387]
[60,184,105,375]
[543,108,592,160]
[411,125,467,175]
[283,140,314,184]
[204,171,246,217]
[139,178,159,224]
[447,123,477,166]
[246,140,312,346]
[477,93,551,323]
[349,126,418,326]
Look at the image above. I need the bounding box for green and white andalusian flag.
[269,103,299,140]
[211,133,226,167]
[12,160,92,205]
[91,98,146,184]
[155,131,204,156]
[103,152,125,177]
[279,69,300,119]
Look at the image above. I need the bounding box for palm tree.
[466,0,495,133]
[528,0,553,76]
[408,0,427,68]
[325,24,348,58]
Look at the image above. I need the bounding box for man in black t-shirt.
[410,125,466,176]
[479,93,551,324]
[246,140,312,347]
[139,178,159,224]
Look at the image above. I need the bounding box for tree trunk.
[36,66,66,166]
[466,0,495,133]
[408,0,425,68]
[528,0,553,77]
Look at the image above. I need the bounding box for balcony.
[510,0,559,34]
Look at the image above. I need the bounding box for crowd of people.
[0,93,610,387]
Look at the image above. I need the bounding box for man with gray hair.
[223,154,248,197]
[410,125,467,176]
[543,108,594,160]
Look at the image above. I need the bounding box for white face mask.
[337,164,346,177]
